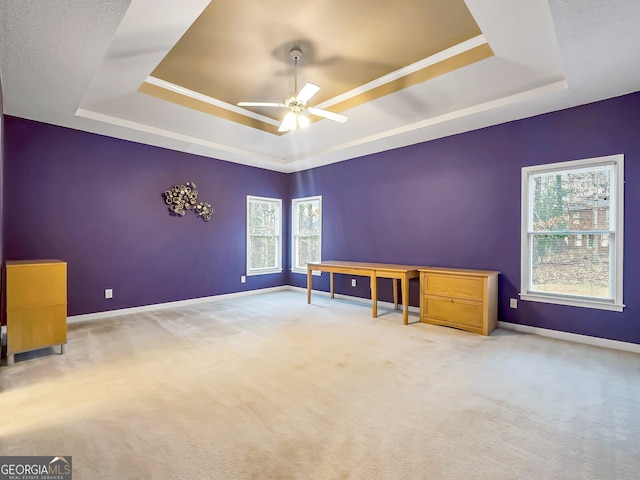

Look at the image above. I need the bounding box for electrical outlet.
[105,288,113,299]
[351,279,357,287]
[241,276,246,283]
[510,298,518,309]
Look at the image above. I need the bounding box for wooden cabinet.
[419,267,499,336]
[6,260,67,365]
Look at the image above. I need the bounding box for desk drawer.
[422,295,483,328]
[423,274,484,301]
[330,267,373,276]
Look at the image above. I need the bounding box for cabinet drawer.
[7,263,67,309]
[422,295,483,328]
[423,274,483,301]
[7,304,67,354]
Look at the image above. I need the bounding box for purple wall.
[4,117,289,316]
[3,92,639,344]
[290,92,640,345]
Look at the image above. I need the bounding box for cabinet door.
[423,295,483,328]
[7,305,67,354]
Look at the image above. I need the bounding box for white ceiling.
[1,0,639,173]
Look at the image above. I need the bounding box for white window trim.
[291,195,322,274]
[520,154,624,312]
[246,195,282,276]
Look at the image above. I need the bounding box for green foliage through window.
[522,155,623,311]
[247,196,282,274]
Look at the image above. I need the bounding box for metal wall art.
[163,182,214,221]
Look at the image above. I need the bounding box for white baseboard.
[67,286,289,323]
[68,285,419,324]
[65,286,639,354]
[302,287,639,352]
[498,321,640,354]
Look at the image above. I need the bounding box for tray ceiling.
[1,0,640,172]
[141,0,491,134]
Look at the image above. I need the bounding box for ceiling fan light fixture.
[297,113,310,128]
[238,47,348,133]
[279,111,298,132]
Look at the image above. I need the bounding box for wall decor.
[163,182,214,221]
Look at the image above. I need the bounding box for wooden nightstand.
[6,260,68,365]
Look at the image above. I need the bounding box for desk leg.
[330,272,334,298]
[393,279,399,310]
[371,274,378,318]
[307,268,312,304]
[402,275,409,325]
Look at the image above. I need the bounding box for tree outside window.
[292,196,322,273]
[521,155,624,311]
[247,196,282,275]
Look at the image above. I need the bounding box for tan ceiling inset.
[139,81,283,135]
[140,0,493,133]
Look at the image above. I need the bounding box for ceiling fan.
[238,48,348,132]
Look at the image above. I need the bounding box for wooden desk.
[307,261,421,325]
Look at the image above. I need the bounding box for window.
[521,154,624,311]
[246,196,282,275]
[291,196,322,274]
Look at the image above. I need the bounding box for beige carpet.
[1,290,639,479]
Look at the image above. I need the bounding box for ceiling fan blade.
[238,102,284,108]
[296,83,320,103]
[307,107,348,123]
[278,112,298,132]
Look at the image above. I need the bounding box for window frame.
[246,195,283,276]
[520,154,624,312]
[291,195,322,274]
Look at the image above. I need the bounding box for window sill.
[519,292,624,312]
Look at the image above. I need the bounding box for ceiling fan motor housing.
[284,97,304,113]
